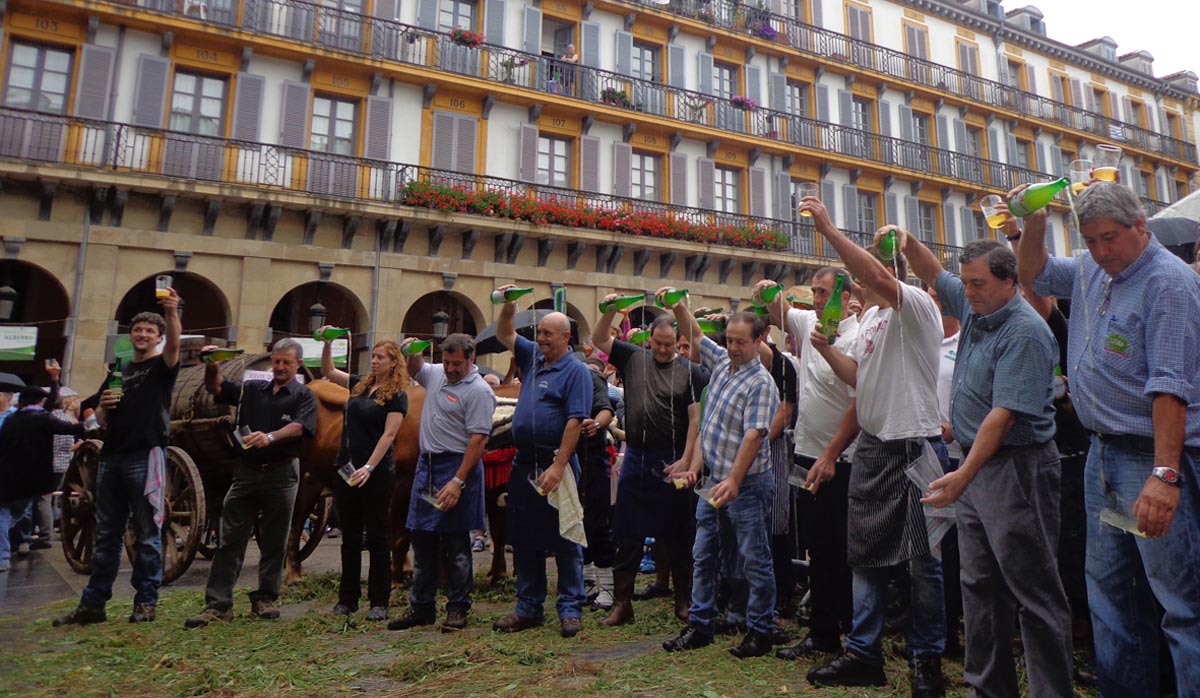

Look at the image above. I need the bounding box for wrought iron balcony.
[624,0,1197,163]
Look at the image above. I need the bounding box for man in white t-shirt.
[797,197,947,698]
[759,268,860,660]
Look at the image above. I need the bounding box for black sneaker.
[365,606,388,622]
[129,603,156,623]
[910,657,946,698]
[387,607,436,631]
[729,630,773,658]
[662,625,714,652]
[330,603,356,616]
[53,605,107,627]
[807,652,888,687]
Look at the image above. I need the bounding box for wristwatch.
[266,433,275,444]
[452,476,467,490]
[1151,466,1182,487]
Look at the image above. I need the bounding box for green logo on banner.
[112,336,135,361]
[0,326,38,361]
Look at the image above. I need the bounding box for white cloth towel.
[547,466,588,548]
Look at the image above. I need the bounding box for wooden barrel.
[168,353,271,476]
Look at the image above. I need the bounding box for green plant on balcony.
[449,26,484,48]
[600,87,634,108]
[697,8,715,22]
[500,56,529,83]
[398,180,789,251]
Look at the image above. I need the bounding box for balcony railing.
[0,106,968,270]
[627,0,1196,162]
[90,0,1197,164]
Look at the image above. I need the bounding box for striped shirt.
[1034,238,1200,446]
[698,336,779,481]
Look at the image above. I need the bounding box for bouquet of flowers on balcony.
[751,23,778,40]
[450,26,484,48]
[730,95,758,111]
[600,87,634,108]
[500,56,529,82]
[697,8,715,22]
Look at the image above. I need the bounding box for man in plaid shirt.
[660,288,780,659]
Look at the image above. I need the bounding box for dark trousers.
[204,460,299,611]
[771,530,797,614]
[578,446,614,568]
[334,465,395,609]
[798,455,852,641]
[410,530,473,613]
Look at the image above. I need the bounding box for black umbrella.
[1148,217,1199,246]
[0,371,27,393]
[474,309,579,356]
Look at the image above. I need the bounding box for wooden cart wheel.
[296,493,332,562]
[59,440,103,575]
[124,447,206,584]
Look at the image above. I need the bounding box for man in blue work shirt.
[904,233,1073,697]
[491,287,593,639]
[1017,181,1200,698]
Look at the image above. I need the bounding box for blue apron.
[406,453,485,533]
[612,445,697,540]
[507,448,581,550]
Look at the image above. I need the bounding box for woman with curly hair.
[319,333,409,621]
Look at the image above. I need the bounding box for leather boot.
[600,569,636,626]
[671,561,693,622]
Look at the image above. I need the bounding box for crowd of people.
[1,180,1196,698]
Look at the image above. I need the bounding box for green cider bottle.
[627,329,651,345]
[106,361,124,400]
[200,348,245,364]
[697,318,726,335]
[599,293,646,314]
[314,327,350,342]
[819,273,847,343]
[693,307,724,317]
[490,287,534,304]
[1008,177,1070,217]
[751,304,770,318]
[878,229,899,262]
[402,339,432,357]
[758,282,784,304]
[654,288,689,308]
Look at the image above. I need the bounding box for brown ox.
[285,378,424,585]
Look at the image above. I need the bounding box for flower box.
[730,95,757,111]
[449,26,484,48]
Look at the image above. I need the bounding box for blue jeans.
[846,553,946,666]
[410,530,473,614]
[80,452,162,609]
[512,538,586,620]
[0,498,32,567]
[690,470,776,635]
[1085,436,1200,698]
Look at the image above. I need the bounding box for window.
[1135,171,1152,198]
[1093,88,1110,116]
[713,62,737,99]
[785,80,808,117]
[855,190,877,233]
[3,42,72,113]
[917,202,938,242]
[904,23,930,82]
[438,0,477,31]
[1128,99,1147,128]
[1012,138,1030,169]
[631,42,659,82]
[912,112,931,146]
[169,72,226,136]
[971,211,987,242]
[311,95,358,155]
[1176,180,1186,202]
[1005,60,1023,90]
[956,41,981,99]
[846,4,871,41]
[319,0,365,50]
[850,97,871,131]
[714,166,739,213]
[1059,149,1076,176]
[537,134,571,187]
[963,126,983,158]
[631,151,660,202]
[1165,112,1180,138]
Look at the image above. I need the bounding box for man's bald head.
[536,311,573,362]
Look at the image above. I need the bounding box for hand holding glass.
[796,183,819,217]
[1069,159,1093,195]
[979,195,1011,231]
[155,274,173,299]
